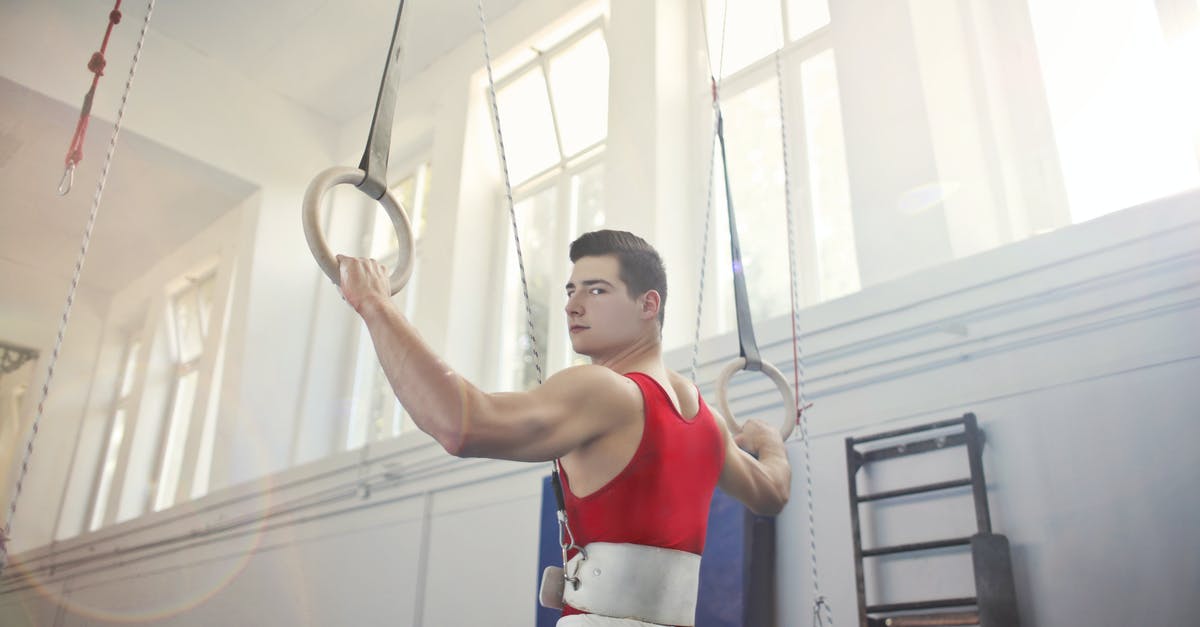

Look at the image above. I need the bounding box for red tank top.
[559,372,725,618]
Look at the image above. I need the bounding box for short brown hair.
[569,230,667,329]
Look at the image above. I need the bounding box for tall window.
[346,163,432,450]
[1026,0,1200,222]
[89,338,140,530]
[491,22,609,391]
[153,271,216,511]
[704,0,856,330]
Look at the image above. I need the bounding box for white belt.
[540,542,701,626]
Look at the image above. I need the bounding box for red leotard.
[559,372,726,619]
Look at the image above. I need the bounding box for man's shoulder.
[545,365,643,426]
[545,365,640,399]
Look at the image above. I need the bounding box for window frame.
[489,19,609,189]
[84,335,141,531]
[148,268,219,513]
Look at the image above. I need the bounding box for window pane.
[89,409,126,531]
[400,164,432,319]
[413,163,432,240]
[196,274,216,338]
[566,164,605,363]
[569,163,606,236]
[190,333,227,500]
[496,69,561,185]
[119,339,141,398]
[717,77,792,327]
[370,176,413,260]
[1027,0,1200,222]
[547,30,610,156]
[172,291,204,363]
[154,370,198,511]
[787,0,830,42]
[368,365,399,441]
[705,0,783,77]
[801,50,860,301]
[500,186,557,390]
[372,165,432,260]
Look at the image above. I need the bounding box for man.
[337,229,791,626]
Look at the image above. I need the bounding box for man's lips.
[569,325,589,334]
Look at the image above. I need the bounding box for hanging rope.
[775,45,833,627]
[59,0,125,196]
[475,0,585,588]
[1,0,157,576]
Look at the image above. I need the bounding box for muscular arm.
[342,256,637,461]
[716,416,792,516]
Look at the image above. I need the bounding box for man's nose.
[565,294,582,316]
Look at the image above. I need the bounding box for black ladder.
[845,413,1019,627]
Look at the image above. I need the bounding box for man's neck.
[590,332,665,376]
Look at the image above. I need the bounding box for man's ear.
[640,290,662,321]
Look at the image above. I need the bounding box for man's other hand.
[733,418,783,458]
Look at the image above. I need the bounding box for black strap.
[715,109,763,372]
[551,467,567,512]
[357,0,410,200]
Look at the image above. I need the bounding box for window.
[88,338,141,530]
[346,163,432,450]
[190,267,234,500]
[492,23,609,188]
[799,50,858,302]
[152,271,217,511]
[704,0,1200,329]
[704,0,830,79]
[1026,0,1200,222]
[704,0,854,332]
[490,22,609,391]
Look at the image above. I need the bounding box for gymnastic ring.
[302,166,415,296]
[714,357,797,441]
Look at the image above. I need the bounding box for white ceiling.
[150,0,526,122]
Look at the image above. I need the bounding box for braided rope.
[475,0,547,384]
[475,0,584,570]
[1,0,157,575]
[775,47,832,627]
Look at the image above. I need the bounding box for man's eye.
[589,288,604,295]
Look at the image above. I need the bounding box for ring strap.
[715,110,762,372]
[358,0,411,199]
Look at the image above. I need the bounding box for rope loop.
[58,0,124,194]
[57,162,76,196]
[812,595,832,626]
